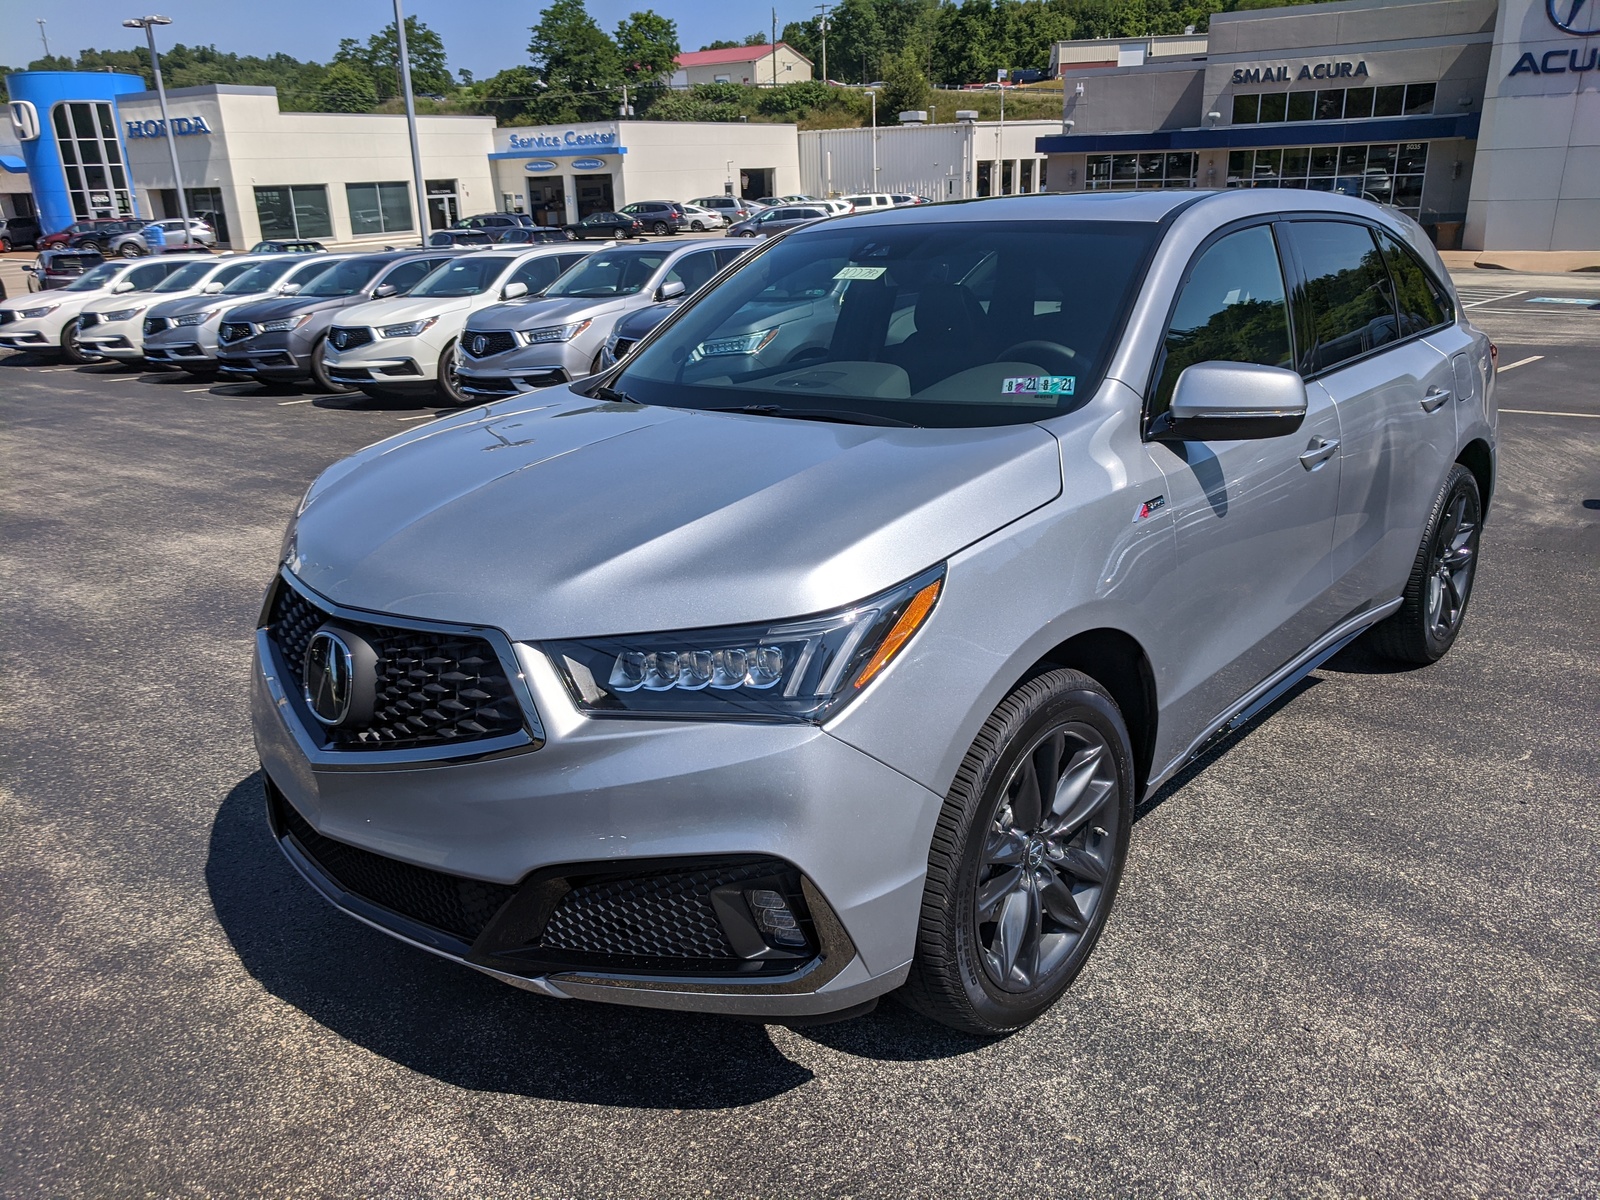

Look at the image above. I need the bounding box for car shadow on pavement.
[206,772,815,1109]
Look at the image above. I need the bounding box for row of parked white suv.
[0,239,753,405]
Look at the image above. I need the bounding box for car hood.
[337,294,473,328]
[150,290,265,318]
[290,391,1063,640]
[225,293,351,324]
[83,290,174,314]
[1,288,101,313]
[468,295,629,333]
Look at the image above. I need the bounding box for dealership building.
[1035,0,1598,250]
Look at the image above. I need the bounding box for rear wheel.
[0,236,11,252]
[60,319,102,364]
[900,669,1133,1036]
[690,219,706,232]
[1369,464,1483,664]
[652,221,670,236]
[307,333,354,394]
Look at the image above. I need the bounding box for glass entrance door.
[526,175,568,226]
[425,179,459,230]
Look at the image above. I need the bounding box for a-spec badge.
[1134,495,1167,523]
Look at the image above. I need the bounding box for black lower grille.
[265,576,526,751]
[78,312,101,328]
[539,860,813,968]
[0,309,14,326]
[463,330,517,358]
[328,325,373,351]
[275,790,515,942]
[143,316,171,336]
[611,338,636,360]
[219,321,252,344]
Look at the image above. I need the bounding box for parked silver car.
[255,190,1494,1034]
[727,203,833,239]
[455,242,742,397]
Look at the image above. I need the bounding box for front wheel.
[1369,464,1483,664]
[436,339,470,405]
[118,242,145,258]
[60,319,103,364]
[307,333,354,394]
[900,669,1134,1036]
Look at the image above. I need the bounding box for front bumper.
[145,323,221,365]
[78,318,145,359]
[251,578,939,1017]
[0,323,55,349]
[456,339,597,397]
[217,330,308,378]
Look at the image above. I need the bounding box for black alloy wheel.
[902,669,1133,1036]
[308,333,354,394]
[60,318,103,364]
[652,221,670,236]
[691,219,706,231]
[1371,463,1483,664]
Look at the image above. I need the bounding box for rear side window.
[1291,221,1399,373]
[126,262,176,289]
[1152,224,1293,417]
[1377,230,1451,335]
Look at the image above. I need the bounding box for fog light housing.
[745,888,808,948]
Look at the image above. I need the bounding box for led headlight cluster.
[174,309,218,327]
[379,315,438,338]
[690,328,777,361]
[259,314,310,333]
[547,565,944,723]
[19,304,59,319]
[524,319,591,344]
[103,306,145,322]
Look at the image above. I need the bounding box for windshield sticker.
[834,265,887,280]
[1002,375,1075,397]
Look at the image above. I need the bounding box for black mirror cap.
[1152,410,1306,441]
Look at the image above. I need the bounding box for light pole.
[865,89,877,187]
[393,0,429,245]
[122,16,190,243]
[815,4,829,84]
[37,18,50,57]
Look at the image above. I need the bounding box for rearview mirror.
[656,279,685,302]
[501,281,528,301]
[1157,361,1307,441]
[372,283,398,298]
[202,281,224,294]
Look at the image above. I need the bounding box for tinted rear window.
[1290,221,1399,373]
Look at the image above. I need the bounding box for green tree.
[471,65,547,124]
[880,46,930,117]
[528,0,623,122]
[830,0,886,83]
[334,16,453,101]
[615,10,680,111]
[316,61,379,112]
[743,33,770,45]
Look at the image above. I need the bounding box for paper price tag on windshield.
[1002,375,1075,396]
[834,266,887,280]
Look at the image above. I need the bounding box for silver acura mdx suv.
[254,190,1494,1035]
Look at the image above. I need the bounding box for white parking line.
[1496,355,1544,373]
[395,413,436,422]
[184,387,214,393]
[277,398,315,405]
[1499,408,1600,418]
[1459,288,1527,308]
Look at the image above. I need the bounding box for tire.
[118,242,145,258]
[436,339,470,405]
[652,221,669,236]
[308,333,354,394]
[60,318,103,365]
[1369,463,1483,665]
[900,669,1134,1036]
[691,220,706,232]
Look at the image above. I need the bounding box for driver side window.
[1152,224,1293,420]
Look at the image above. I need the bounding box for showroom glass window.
[254,185,333,240]
[1086,152,1196,191]
[1151,224,1294,419]
[1225,142,1428,218]
[1290,221,1400,373]
[1231,82,1436,125]
[346,182,414,236]
[51,102,134,220]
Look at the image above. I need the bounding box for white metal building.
[800,120,1057,200]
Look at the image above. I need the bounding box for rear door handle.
[1421,386,1452,412]
[1298,437,1340,470]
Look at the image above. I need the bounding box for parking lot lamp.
[865,90,878,185]
[122,16,192,245]
[393,0,430,246]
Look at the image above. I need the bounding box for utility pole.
[815,3,829,84]
[997,69,1005,195]
[37,18,50,58]
[122,17,190,242]
[866,89,878,187]
[772,8,778,88]
[393,0,429,244]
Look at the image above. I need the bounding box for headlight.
[546,566,944,722]
[103,306,146,322]
[524,319,591,344]
[379,315,438,338]
[175,309,219,327]
[259,313,311,333]
[19,304,60,319]
[691,328,779,360]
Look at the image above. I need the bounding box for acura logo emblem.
[472,335,487,355]
[303,630,354,725]
[1550,0,1600,34]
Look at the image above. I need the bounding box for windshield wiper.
[708,404,914,428]
[592,384,637,403]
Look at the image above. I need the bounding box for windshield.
[546,250,667,299]
[220,258,304,295]
[300,259,383,297]
[409,256,508,298]
[614,219,1159,429]
[64,264,122,291]
[151,262,216,293]
[283,257,339,288]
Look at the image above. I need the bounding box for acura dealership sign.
[1546,0,1600,35]
[1506,0,1600,74]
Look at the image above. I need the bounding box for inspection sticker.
[1002,375,1075,396]
[834,265,887,280]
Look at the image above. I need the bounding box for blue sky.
[4,1,814,81]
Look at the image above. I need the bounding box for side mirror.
[280,283,301,295]
[202,281,225,294]
[112,280,135,293]
[1157,361,1307,441]
[372,283,398,298]
[656,279,685,302]
[501,281,529,300]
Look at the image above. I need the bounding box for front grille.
[275,789,515,942]
[611,338,636,360]
[219,321,252,344]
[328,325,373,351]
[0,310,14,326]
[539,859,813,969]
[265,577,527,751]
[78,312,101,328]
[463,330,517,358]
[143,316,171,336]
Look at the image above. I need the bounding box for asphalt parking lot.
[2,265,1596,1199]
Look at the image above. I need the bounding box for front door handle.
[1298,436,1340,471]
[1421,386,1452,412]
